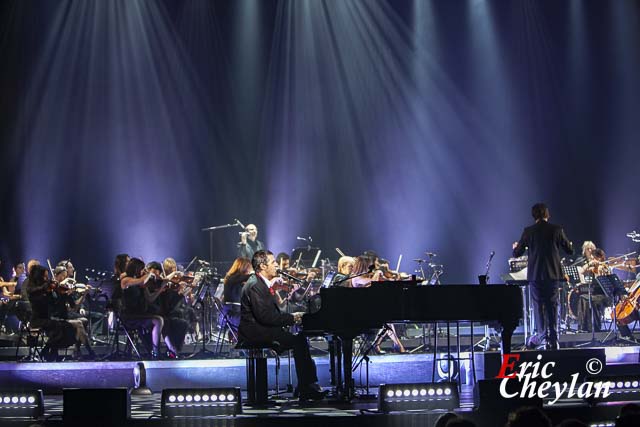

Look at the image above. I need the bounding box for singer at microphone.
[237,223,266,259]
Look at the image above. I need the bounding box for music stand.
[596,274,636,345]
[291,247,320,269]
[562,265,581,285]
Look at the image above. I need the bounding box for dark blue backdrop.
[1,0,639,282]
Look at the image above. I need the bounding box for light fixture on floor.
[378,382,459,412]
[585,375,640,404]
[0,389,44,419]
[161,387,242,417]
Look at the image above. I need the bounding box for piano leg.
[342,338,354,401]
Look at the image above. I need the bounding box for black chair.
[235,341,282,405]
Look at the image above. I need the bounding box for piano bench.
[235,342,281,405]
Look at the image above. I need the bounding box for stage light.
[585,375,640,404]
[378,382,459,413]
[0,390,44,419]
[161,388,242,417]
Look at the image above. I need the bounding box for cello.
[614,278,640,325]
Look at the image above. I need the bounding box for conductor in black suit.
[513,203,573,350]
[238,250,325,400]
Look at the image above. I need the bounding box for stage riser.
[0,355,463,393]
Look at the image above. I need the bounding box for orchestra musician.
[331,256,355,286]
[237,224,265,259]
[20,259,41,301]
[49,265,95,359]
[276,252,290,270]
[163,258,198,341]
[513,203,573,350]
[349,254,405,353]
[9,262,26,295]
[221,257,253,339]
[120,258,179,359]
[239,250,326,401]
[25,265,82,361]
[143,261,189,359]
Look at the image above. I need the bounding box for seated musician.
[164,258,198,338]
[9,262,26,296]
[25,265,79,361]
[576,248,609,332]
[238,250,325,401]
[276,252,290,270]
[20,259,41,301]
[331,256,355,287]
[222,257,253,339]
[350,256,383,288]
[120,258,178,359]
[147,261,186,357]
[50,266,95,359]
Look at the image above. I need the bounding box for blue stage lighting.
[161,388,242,417]
[0,390,44,419]
[378,382,459,413]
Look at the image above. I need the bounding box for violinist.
[221,257,254,339]
[25,265,78,361]
[162,258,198,338]
[276,253,290,270]
[350,256,383,288]
[331,256,354,287]
[147,261,185,357]
[19,259,41,301]
[49,266,95,359]
[120,258,178,359]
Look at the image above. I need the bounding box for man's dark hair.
[275,252,290,264]
[125,258,145,278]
[252,250,273,272]
[531,203,550,221]
[146,261,162,272]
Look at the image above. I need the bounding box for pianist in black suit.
[513,203,573,350]
[238,250,325,401]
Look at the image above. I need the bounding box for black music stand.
[597,274,636,346]
[561,265,581,333]
[291,247,320,269]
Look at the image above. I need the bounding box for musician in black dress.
[513,203,573,350]
[221,257,253,338]
[237,224,265,259]
[239,250,325,401]
[25,265,78,361]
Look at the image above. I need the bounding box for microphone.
[197,260,210,266]
[276,269,305,283]
[489,251,495,259]
[235,219,245,229]
[425,252,437,257]
[296,236,307,241]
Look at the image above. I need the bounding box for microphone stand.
[201,220,242,266]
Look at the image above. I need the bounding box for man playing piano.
[238,250,325,401]
[513,203,573,350]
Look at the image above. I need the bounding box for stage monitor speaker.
[63,388,130,424]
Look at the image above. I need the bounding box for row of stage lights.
[2,376,640,420]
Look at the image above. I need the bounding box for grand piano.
[303,281,523,400]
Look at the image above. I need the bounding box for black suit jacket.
[513,220,573,282]
[238,273,294,344]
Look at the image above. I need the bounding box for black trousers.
[272,330,318,387]
[531,281,561,345]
